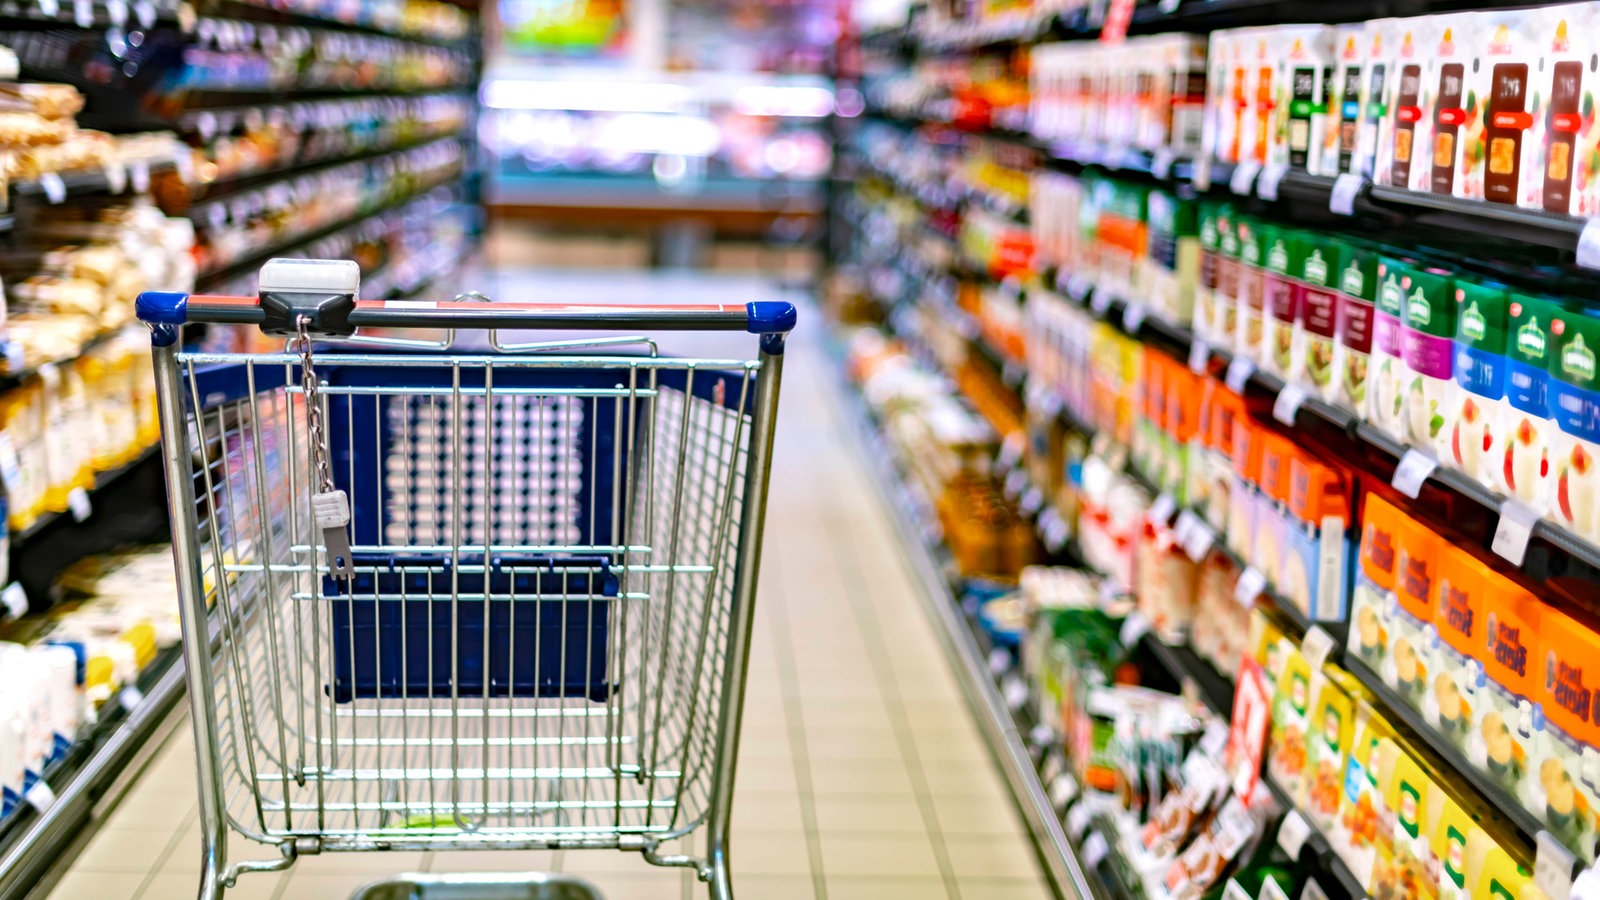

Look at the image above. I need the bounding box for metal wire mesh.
[175,351,759,853]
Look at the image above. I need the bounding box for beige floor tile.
[720,832,813,876]
[810,794,927,834]
[138,871,283,900]
[426,849,558,873]
[957,879,1058,900]
[806,759,915,797]
[804,729,904,762]
[733,756,800,795]
[46,871,142,900]
[101,795,199,832]
[942,834,1043,881]
[558,848,683,877]
[929,795,1028,838]
[729,789,807,833]
[73,827,180,874]
[726,875,816,899]
[824,876,948,900]
[565,872,688,900]
[920,759,1009,797]
[276,870,406,899]
[816,833,939,878]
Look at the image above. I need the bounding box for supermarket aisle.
[40,270,1054,900]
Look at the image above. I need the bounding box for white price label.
[120,685,144,711]
[1225,357,1257,394]
[24,780,55,812]
[104,162,126,194]
[1183,521,1215,562]
[1122,302,1148,333]
[66,486,91,522]
[1021,488,1044,515]
[1082,831,1109,867]
[106,0,125,23]
[989,647,1011,676]
[0,583,26,620]
[1537,831,1578,900]
[130,160,150,193]
[1390,448,1439,499]
[195,110,217,141]
[1189,340,1211,375]
[37,0,58,17]
[1330,173,1366,216]
[1147,492,1177,525]
[1003,675,1030,711]
[1493,498,1542,566]
[1301,625,1337,671]
[1192,156,1213,192]
[1174,509,1201,544]
[1273,383,1308,426]
[1089,290,1114,316]
[0,432,23,492]
[1004,469,1028,499]
[73,0,91,26]
[1152,148,1177,181]
[1277,810,1312,860]
[1120,611,1151,649]
[1571,867,1600,900]
[133,0,153,26]
[38,172,65,205]
[1230,161,1262,196]
[1066,801,1094,839]
[1235,567,1267,607]
[1257,163,1290,201]
[1050,773,1079,808]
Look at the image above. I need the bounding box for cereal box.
[1548,305,1600,545]
[1451,279,1510,489]
[1399,265,1458,457]
[1467,9,1545,206]
[1499,293,1557,514]
[1349,493,1404,675]
[1376,15,1444,192]
[1369,257,1410,440]
[1474,578,1542,808]
[1426,544,1486,754]
[1262,226,1301,380]
[1388,516,1440,713]
[1299,235,1344,402]
[1537,600,1600,860]
[1338,243,1381,415]
[1285,453,1352,622]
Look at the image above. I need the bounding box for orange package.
[1427,544,1486,753]
[1347,492,1406,679]
[1254,432,1296,586]
[1283,452,1353,621]
[1387,514,1440,711]
[1533,598,1600,861]
[1227,417,1263,564]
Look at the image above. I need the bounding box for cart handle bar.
[135,291,799,354]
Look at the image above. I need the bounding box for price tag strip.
[1147,493,1177,525]
[1273,383,1308,426]
[1230,161,1261,196]
[1492,498,1542,567]
[1537,830,1578,900]
[1256,162,1290,201]
[1225,357,1256,394]
[1276,809,1312,860]
[1090,290,1114,316]
[1301,625,1337,671]
[1390,448,1439,499]
[0,583,26,620]
[1330,173,1367,216]
[1234,567,1267,608]
[1189,340,1211,375]
[1122,302,1148,334]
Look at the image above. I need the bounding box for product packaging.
[1146,189,1199,327]
[1337,243,1380,415]
[1228,418,1262,564]
[1276,26,1338,173]
[1467,9,1545,206]
[1499,293,1556,514]
[1356,19,1399,180]
[1298,235,1344,402]
[1399,265,1457,457]
[1267,643,1317,807]
[1377,15,1448,192]
[1327,24,1367,177]
[1255,432,1295,586]
[1474,576,1542,810]
[1304,670,1357,838]
[1262,226,1300,380]
[1427,15,1478,198]
[1536,600,1600,861]
[1328,701,1393,890]
[1284,451,1352,622]
[1372,743,1436,900]
[1451,280,1510,489]
[1206,386,1246,535]
[1548,305,1600,544]
[1427,544,1486,754]
[1215,209,1242,349]
[1388,515,1440,713]
[1236,219,1268,366]
[1349,493,1405,678]
[1541,3,1598,216]
[1368,257,1410,440]
[1196,203,1224,344]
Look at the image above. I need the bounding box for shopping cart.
[135,259,795,900]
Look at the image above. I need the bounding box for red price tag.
[1226,655,1271,806]
[1101,0,1135,43]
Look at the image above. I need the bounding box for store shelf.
[1260,774,1368,900]
[210,0,473,46]
[6,156,177,209]
[0,0,185,29]
[11,443,159,547]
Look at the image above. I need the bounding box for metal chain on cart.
[297,316,355,580]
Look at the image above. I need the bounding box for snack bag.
[1451,280,1510,489]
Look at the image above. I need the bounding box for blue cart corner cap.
[745,300,798,335]
[136,291,189,325]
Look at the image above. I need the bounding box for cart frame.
[136,272,795,900]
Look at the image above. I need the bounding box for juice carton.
[1134,348,1166,481]
[1330,702,1394,890]
[1267,644,1317,807]
[1373,744,1437,900]
[1244,28,1275,166]
[1547,305,1600,545]
[1216,208,1242,348]
[1285,452,1353,622]
[1327,24,1367,177]
[1425,15,1477,198]
[1306,671,1358,836]
[1207,385,1246,535]
[1376,15,1443,192]
[1431,788,1482,900]
[1262,226,1302,379]
[1274,26,1338,172]
[1349,493,1405,676]
[1228,418,1262,563]
[1145,189,1199,327]
[1499,293,1557,514]
[1467,9,1545,206]
[1399,265,1458,457]
[1474,578,1542,808]
[1298,235,1344,402]
[1197,202,1225,343]
[1165,363,1203,499]
[1357,19,1400,180]
[1451,280,1510,489]
[1338,243,1381,415]
[1389,516,1440,712]
[1544,4,1600,216]
[1166,35,1209,156]
[1369,257,1410,440]
[1536,600,1600,860]
[1203,29,1242,166]
[1237,218,1269,365]
[1426,545,1487,754]
[1256,432,1295,585]
[1187,377,1217,518]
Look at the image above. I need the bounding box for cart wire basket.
[136,259,795,900]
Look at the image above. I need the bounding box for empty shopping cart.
[136,259,794,900]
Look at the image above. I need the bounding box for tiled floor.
[40,271,1054,900]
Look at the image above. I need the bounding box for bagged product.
[1536,600,1600,860]
[1337,243,1380,415]
[1262,226,1301,380]
[1349,493,1405,677]
[1298,235,1344,402]
[1426,545,1487,753]
[1499,293,1556,514]
[1451,280,1510,488]
[1466,9,1545,206]
[1399,265,1457,457]
[1548,306,1600,544]
[1368,257,1410,440]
